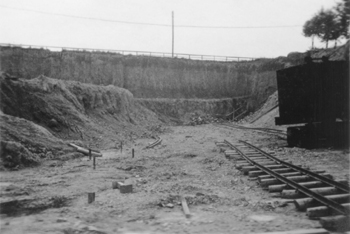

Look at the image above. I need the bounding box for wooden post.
[120,141,123,153]
[132,148,134,158]
[89,149,92,160]
[88,192,95,203]
[93,155,96,170]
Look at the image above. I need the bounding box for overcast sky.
[0,0,344,58]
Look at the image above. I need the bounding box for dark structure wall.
[0,46,286,106]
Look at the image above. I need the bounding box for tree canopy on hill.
[303,0,349,48]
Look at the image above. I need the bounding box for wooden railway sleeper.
[268,178,339,193]
[281,186,341,199]
[224,140,350,216]
[259,169,324,180]
[249,167,294,177]
[259,174,332,187]
[295,194,350,211]
[307,203,350,219]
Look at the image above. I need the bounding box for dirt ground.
[1,123,349,234]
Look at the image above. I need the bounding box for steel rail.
[239,140,349,193]
[224,140,350,216]
[216,123,287,139]
[217,123,286,134]
[145,137,162,149]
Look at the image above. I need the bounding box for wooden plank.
[68,143,102,157]
[181,196,191,218]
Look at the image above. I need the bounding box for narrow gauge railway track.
[223,140,350,230]
[216,123,287,140]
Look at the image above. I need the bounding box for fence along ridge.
[0,43,263,62]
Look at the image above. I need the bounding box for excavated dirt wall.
[0,46,287,108]
[136,98,234,123]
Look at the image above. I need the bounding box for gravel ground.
[0,124,349,234]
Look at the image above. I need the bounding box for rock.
[165,203,174,208]
[248,215,277,222]
[56,218,67,223]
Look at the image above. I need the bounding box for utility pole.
[172,11,174,57]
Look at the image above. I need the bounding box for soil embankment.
[0,74,163,168]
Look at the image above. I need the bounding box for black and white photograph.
[0,0,349,233]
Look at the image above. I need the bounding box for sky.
[0,0,345,58]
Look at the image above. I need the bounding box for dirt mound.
[285,41,349,63]
[0,112,74,169]
[242,92,278,125]
[311,41,349,61]
[0,75,163,168]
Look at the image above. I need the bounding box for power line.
[0,4,302,29]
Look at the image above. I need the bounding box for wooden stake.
[89,149,92,160]
[120,141,123,153]
[132,148,134,158]
[93,155,96,169]
[181,196,191,218]
[88,192,95,203]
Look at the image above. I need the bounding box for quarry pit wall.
[0,46,286,112]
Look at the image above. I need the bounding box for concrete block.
[119,183,133,194]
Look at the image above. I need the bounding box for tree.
[303,15,322,49]
[334,0,350,39]
[303,1,349,48]
[317,9,341,48]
